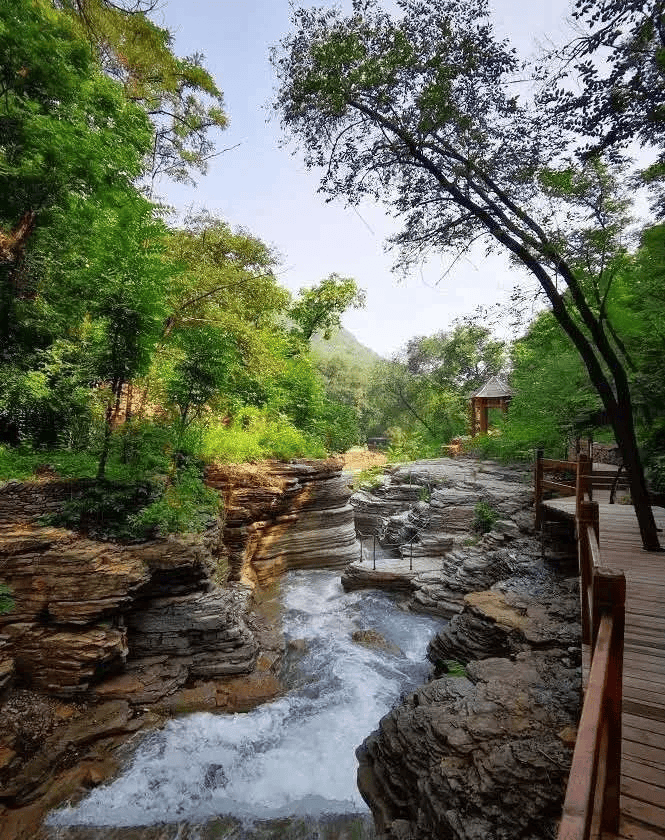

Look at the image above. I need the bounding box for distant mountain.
[310,327,384,370]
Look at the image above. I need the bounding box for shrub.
[473,501,499,534]
[0,583,14,615]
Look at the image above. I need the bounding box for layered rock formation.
[206,459,359,585]
[0,459,358,702]
[357,651,579,840]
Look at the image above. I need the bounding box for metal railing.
[357,528,425,572]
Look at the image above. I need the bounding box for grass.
[0,445,141,482]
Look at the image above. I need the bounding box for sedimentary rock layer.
[206,459,359,584]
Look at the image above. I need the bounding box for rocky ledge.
[348,457,581,840]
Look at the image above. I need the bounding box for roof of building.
[472,375,513,399]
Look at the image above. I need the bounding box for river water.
[47,570,442,838]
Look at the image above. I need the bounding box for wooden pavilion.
[470,375,513,436]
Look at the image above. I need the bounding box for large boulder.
[356,652,580,840]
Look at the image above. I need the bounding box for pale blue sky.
[157,0,573,356]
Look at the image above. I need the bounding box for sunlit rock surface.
[206,459,359,585]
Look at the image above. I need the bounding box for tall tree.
[273,0,661,549]
[56,0,228,187]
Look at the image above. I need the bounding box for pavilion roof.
[472,375,513,399]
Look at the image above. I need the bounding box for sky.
[156,0,574,357]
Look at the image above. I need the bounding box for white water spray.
[48,570,442,827]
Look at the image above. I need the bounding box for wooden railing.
[534,453,627,840]
[535,451,630,531]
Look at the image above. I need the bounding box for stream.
[46,570,443,839]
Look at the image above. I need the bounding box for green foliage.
[41,465,220,540]
[441,660,467,677]
[201,409,327,463]
[129,468,221,537]
[352,465,386,491]
[58,0,228,185]
[473,501,499,534]
[42,479,162,539]
[0,582,13,615]
[289,274,366,344]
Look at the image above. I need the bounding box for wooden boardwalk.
[543,498,665,839]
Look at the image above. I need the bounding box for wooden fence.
[533,452,626,840]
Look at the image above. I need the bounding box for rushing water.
[47,570,442,833]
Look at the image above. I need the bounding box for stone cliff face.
[206,459,359,586]
[0,459,358,703]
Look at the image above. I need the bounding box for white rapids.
[48,569,442,827]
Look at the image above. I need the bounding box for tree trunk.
[610,402,661,551]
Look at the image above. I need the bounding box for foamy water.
[48,570,442,827]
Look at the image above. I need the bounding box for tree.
[543,1,665,163]
[405,324,505,392]
[273,0,661,549]
[56,0,228,187]
[0,0,153,299]
[289,273,366,343]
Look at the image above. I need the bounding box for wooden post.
[480,399,489,434]
[576,454,592,519]
[577,499,597,647]
[535,448,544,531]
[592,568,625,835]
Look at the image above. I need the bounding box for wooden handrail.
[552,464,626,840]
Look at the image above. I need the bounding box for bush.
[201,408,327,462]
[129,467,221,537]
[473,501,499,534]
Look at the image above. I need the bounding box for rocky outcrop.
[0,520,244,699]
[356,651,579,840]
[351,482,423,538]
[428,577,581,672]
[0,458,356,702]
[206,459,359,585]
[350,457,582,840]
[126,588,258,677]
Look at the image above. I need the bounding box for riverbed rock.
[407,532,540,618]
[356,651,580,840]
[427,577,581,672]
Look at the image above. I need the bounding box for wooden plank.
[543,479,577,494]
[623,723,665,752]
[623,714,665,737]
[622,758,665,788]
[623,700,665,723]
[621,794,665,830]
[622,776,665,808]
[542,458,578,471]
[603,814,665,839]
[622,739,665,768]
